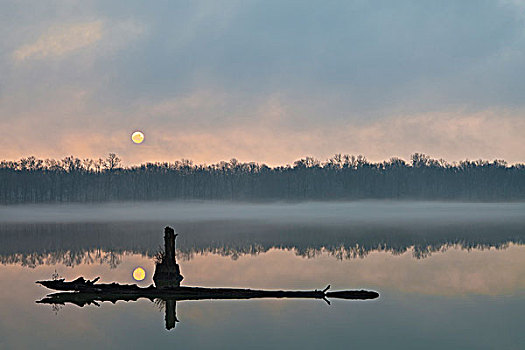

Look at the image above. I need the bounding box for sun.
[131,131,145,144]
[132,267,146,281]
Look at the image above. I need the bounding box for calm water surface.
[0,202,524,349]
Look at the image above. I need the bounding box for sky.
[1,0,525,165]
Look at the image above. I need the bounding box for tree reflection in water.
[2,220,523,267]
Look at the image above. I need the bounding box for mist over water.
[1,201,524,224]
[1,201,523,269]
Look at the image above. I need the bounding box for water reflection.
[0,245,521,348]
[1,220,523,267]
[35,227,378,331]
[1,203,524,348]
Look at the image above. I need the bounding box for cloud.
[1,1,525,164]
[102,94,524,165]
[1,87,524,165]
[11,18,146,63]
[12,21,103,61]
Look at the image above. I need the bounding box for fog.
[1,201,523,225]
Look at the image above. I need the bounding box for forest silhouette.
[1,153,524,203]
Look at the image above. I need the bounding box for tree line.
[1,153,524,203]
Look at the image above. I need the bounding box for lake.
[0,202,524,349]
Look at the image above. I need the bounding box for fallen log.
[36,277,379,306]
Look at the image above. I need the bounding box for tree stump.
[153,227,184,289]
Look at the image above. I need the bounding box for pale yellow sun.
[132,267,146,281]
[131,131,144,144]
